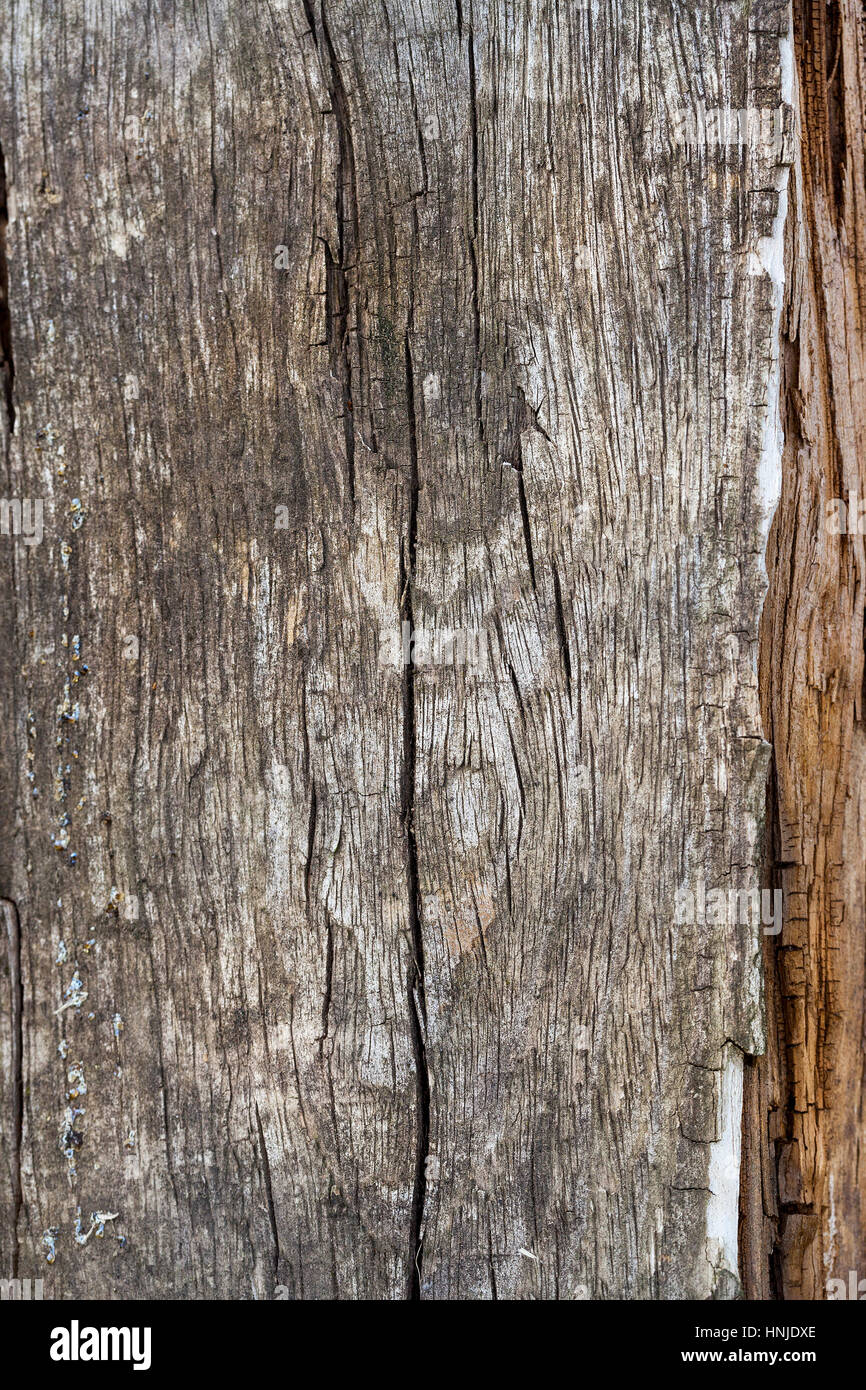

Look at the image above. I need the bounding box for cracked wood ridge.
[0,0,805,1298]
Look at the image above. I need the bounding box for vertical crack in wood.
[319,2,358,507]
[304,783,317,915]
[466,20,484,443]
[317,919,334,1055]
[402,324,430,1300]
[551,562,572,705]
[2,899,22,1278]
[505,385,537,587]
[255,1101,280,1288]
[0,138,15,438]
[511,436,536,591]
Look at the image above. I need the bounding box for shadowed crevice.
[0,140,15,438]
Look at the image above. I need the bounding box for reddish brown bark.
[748,0,866,1300]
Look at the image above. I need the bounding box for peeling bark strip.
[746,0,866,1301]
[0,0,811,1298]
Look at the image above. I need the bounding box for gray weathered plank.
[0,0,791,1298]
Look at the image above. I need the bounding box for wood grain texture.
[744,0,866,1302]
[0,0,792,1298]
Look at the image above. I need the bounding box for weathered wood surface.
[0,0,798,1298]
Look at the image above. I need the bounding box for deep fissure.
[402,328,430,1301]
[0,138,15,436]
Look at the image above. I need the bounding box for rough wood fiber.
[1,0,790,1298]
[744,0,866,1302]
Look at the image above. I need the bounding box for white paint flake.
[705,1045,744,1287]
